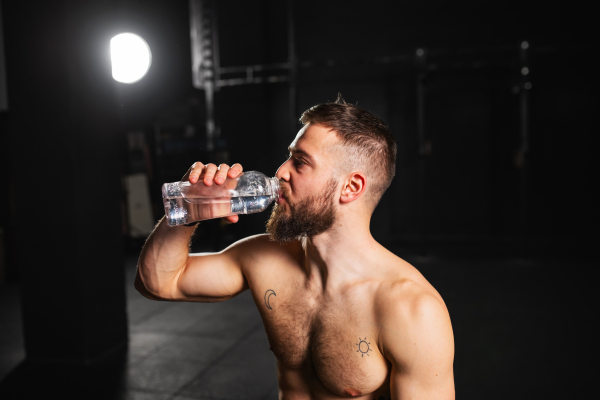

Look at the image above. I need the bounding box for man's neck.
[302,213,380,294]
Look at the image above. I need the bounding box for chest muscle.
[259,289,389,397]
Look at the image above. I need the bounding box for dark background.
[0,0,596,399]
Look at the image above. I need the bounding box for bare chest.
[256,287,390,397]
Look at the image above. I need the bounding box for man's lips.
[277,185,290,205]
[277,185,289,204]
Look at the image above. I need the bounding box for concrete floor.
[0,250,594,399]
[120,255,279,400]
[0,255,278,400]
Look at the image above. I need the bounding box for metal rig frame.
[189,0,535,244]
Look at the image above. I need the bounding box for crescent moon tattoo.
[264,289,276,310]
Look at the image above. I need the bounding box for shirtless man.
[136,99,455,399]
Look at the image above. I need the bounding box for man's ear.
[340,172,367,203]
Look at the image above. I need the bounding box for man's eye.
[293,158,305,166]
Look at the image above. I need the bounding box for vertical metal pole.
[211,0,220,85]
[205,80,215,153]
[287,0,297,135]
[210,0,220,146]
[518,41,531,249]
[203,0,216,153]
[416,48,428,255]
[190,0,217,153]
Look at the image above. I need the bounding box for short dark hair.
[300,95,396,209]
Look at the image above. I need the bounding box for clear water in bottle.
[162,171,280,226]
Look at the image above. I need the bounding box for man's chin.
[266,207,295,243]
[268,233,301,244]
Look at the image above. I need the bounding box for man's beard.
[266,178,338,243]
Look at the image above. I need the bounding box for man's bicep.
[175,249,248,302]
[174,234,270,302]
[384,294,455,400]
[390,362,454,400]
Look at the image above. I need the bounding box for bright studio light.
[110,33,152,83]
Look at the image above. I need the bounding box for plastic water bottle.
[162,171,280,226]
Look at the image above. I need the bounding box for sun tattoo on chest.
[264,289,276,310]
[356,337,373,357]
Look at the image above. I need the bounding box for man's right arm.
[135,217,249,302]
[135,162,249,302]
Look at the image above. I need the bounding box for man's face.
[266,124,341,242]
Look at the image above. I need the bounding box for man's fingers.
[203,163,219,186]
[187,162,241,185]
[214,164,230,184]
[228,163,244,178]
[188,162,205,183]
[224,215,239,224]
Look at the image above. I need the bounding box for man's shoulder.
[371,255,455,396]
[372,250,437,306]
[374,257,450,341]
[224,233,303,269]
[374,260,453,362]
[379,280,448,326]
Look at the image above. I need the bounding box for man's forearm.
[136,217,198,299]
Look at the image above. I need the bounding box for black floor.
[0,250,594,399]
[0,255,278,400]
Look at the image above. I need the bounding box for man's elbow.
[134,271,166,301]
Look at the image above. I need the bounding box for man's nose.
[275,159,291,182]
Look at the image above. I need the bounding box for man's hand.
[136,160,251,302]
[182,162,244,224]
